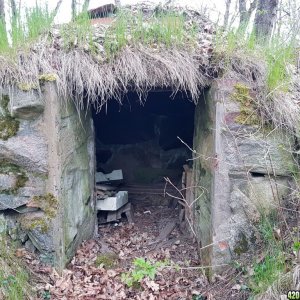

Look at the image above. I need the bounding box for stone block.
[10,89,44,120]
[0,174,17,191]
[96,191,128,211]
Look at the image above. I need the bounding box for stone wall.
[193,80,297,273]
[0,83,95,269]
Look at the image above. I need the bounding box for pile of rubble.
[95,170,133,223]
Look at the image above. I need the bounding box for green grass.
[61,10,94,51]
[248,211,286,295]
[0,4,54,55]
[0,236,33,299]
[104,10,197,56]
[215,27,297,92]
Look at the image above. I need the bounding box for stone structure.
[0,84,95,269]
[193,79,296,273]
[0,3,298,274]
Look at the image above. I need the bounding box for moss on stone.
[0,96,20,140]
[21,194,58,234]
[22,217,49,233]
[231,83,260,126]
[31,193,58,219]
[0,160,28,194]
[234,232,249,255]
[38,74,57,82]
[17,83,39,91]
[95,253,119,268]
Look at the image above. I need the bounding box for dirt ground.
[22,204,251,300]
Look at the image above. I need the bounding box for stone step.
[96,191,128,211]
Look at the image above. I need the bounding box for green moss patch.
[95,253,119,268]
[22,217,49,233]
[231,83,260,126]
[31,193,58,219]
[17,83,38,91]
[0,96,20,140]
[234,232,249,255]
[38,73,57,82]
[21,194,58,233]
[0,160,28,194]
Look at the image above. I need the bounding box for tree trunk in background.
[223,0,231,29]
[238,0,257,29]
[10,0,17,18]
[0,0,5,21]
[82,0,90,12]
[115,0,121,8]
[71,0,76,20]
[254,0,279,38]
[53,0,63,18]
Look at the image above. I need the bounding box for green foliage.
[0,95,20,141]
[231,83,260,125]
[0,236,33,299]
[215,28,297,92]
[248,211,286,295]
[0,19,9,53]
[293,241,300,252]
[121,258,168,288]
[95,253,119,268]
[61,10,94,51]
[104,10,196,56]
[0,4,54,55]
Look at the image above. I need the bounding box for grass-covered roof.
[0,2,299,136]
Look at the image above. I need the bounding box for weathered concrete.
[97,191,128,211]
[0,84,96,270]
[192,79,296,274]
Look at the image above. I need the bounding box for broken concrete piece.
[96,191,128,211]
[95,170,123,184]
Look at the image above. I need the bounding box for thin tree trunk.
[115,0,121,8]
[0,0,5,21]
[53,0,63,18]
[71,0,76,20]
[238,0,257,29]
[254,0,279,39]
[223,0,231,29]
[82,0,90,12]
[10,0,17,18]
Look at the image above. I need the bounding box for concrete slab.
[96,191,128,211]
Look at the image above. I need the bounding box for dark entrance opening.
[92,90,195,209]
[92,90,201,273]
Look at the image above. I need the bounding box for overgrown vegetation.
[0,4,52,55]
[0,235,33,299]
[248,211,286,294]
[215,27,297,92]
[121,258,168,288]
[104,10,197,56]
[0,95,19,141]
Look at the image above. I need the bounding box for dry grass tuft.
[0,43,208,109]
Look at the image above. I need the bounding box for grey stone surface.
[0,194,30,210]
[28,230,54,253]
[10,89,44,120]
[0,174,17,191]
[0,119,48,174]
[25,239,36,253]
[192,80,297,274]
